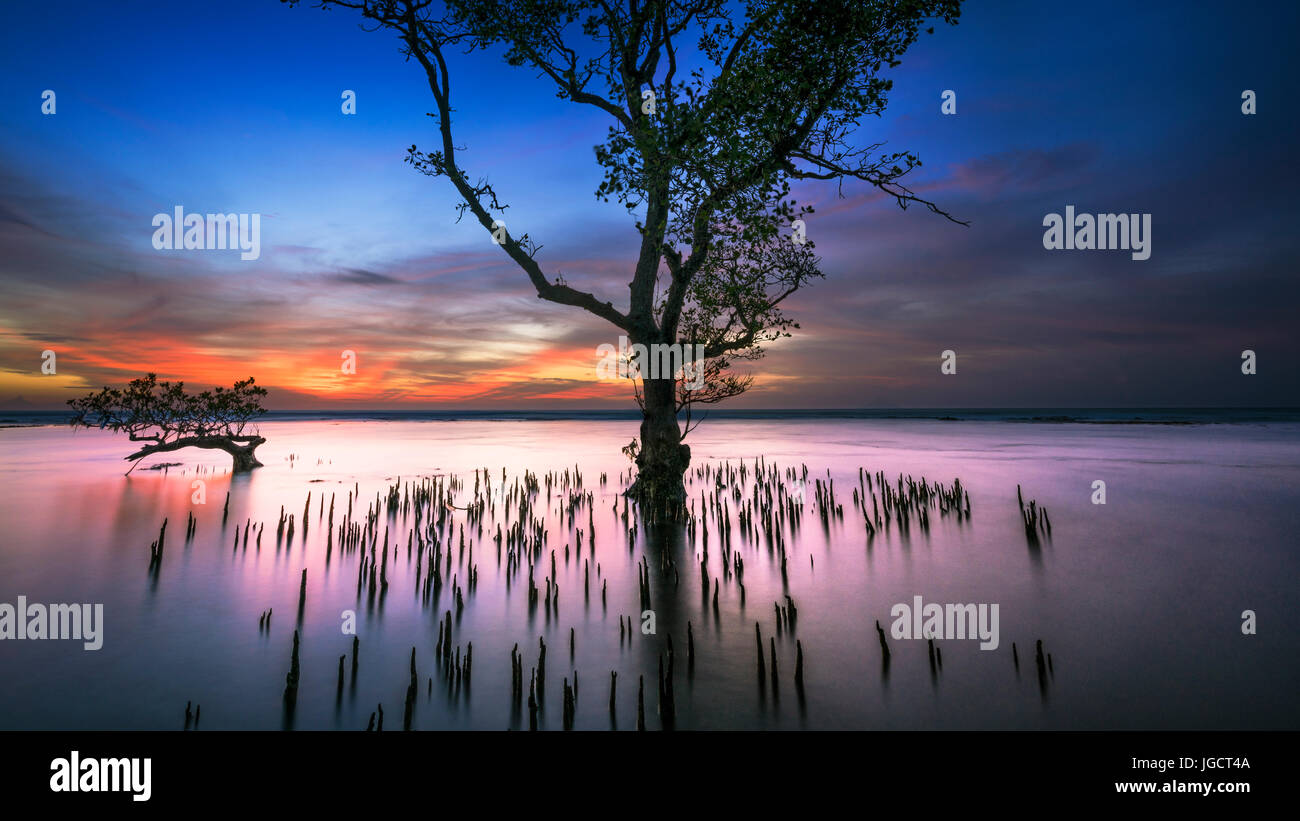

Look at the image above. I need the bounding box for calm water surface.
[1,418,1297,729]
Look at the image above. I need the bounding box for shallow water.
[1,418,1297,730]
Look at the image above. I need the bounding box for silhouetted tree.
[68,373,268,473]
[289,0,965,515]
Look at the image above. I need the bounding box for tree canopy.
[68,374,269,473]
[289,0,964,511]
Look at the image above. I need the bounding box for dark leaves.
[68,374,269,442]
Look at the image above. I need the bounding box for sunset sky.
[1,0,1296,410]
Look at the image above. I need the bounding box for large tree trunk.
[629,377,690,518]
[227,440,265,472]
[126,435,266,474]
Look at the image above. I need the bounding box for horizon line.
[7,405,1299,414]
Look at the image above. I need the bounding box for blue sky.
[1,0,1297,409]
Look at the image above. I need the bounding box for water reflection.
[0,419,1298,730]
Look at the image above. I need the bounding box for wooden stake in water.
[636,674,645,731]
[283,630,301,703]
[795,640,804,689]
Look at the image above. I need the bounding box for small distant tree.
[68,373,269,474]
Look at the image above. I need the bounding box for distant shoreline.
[4,407,1299,428]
